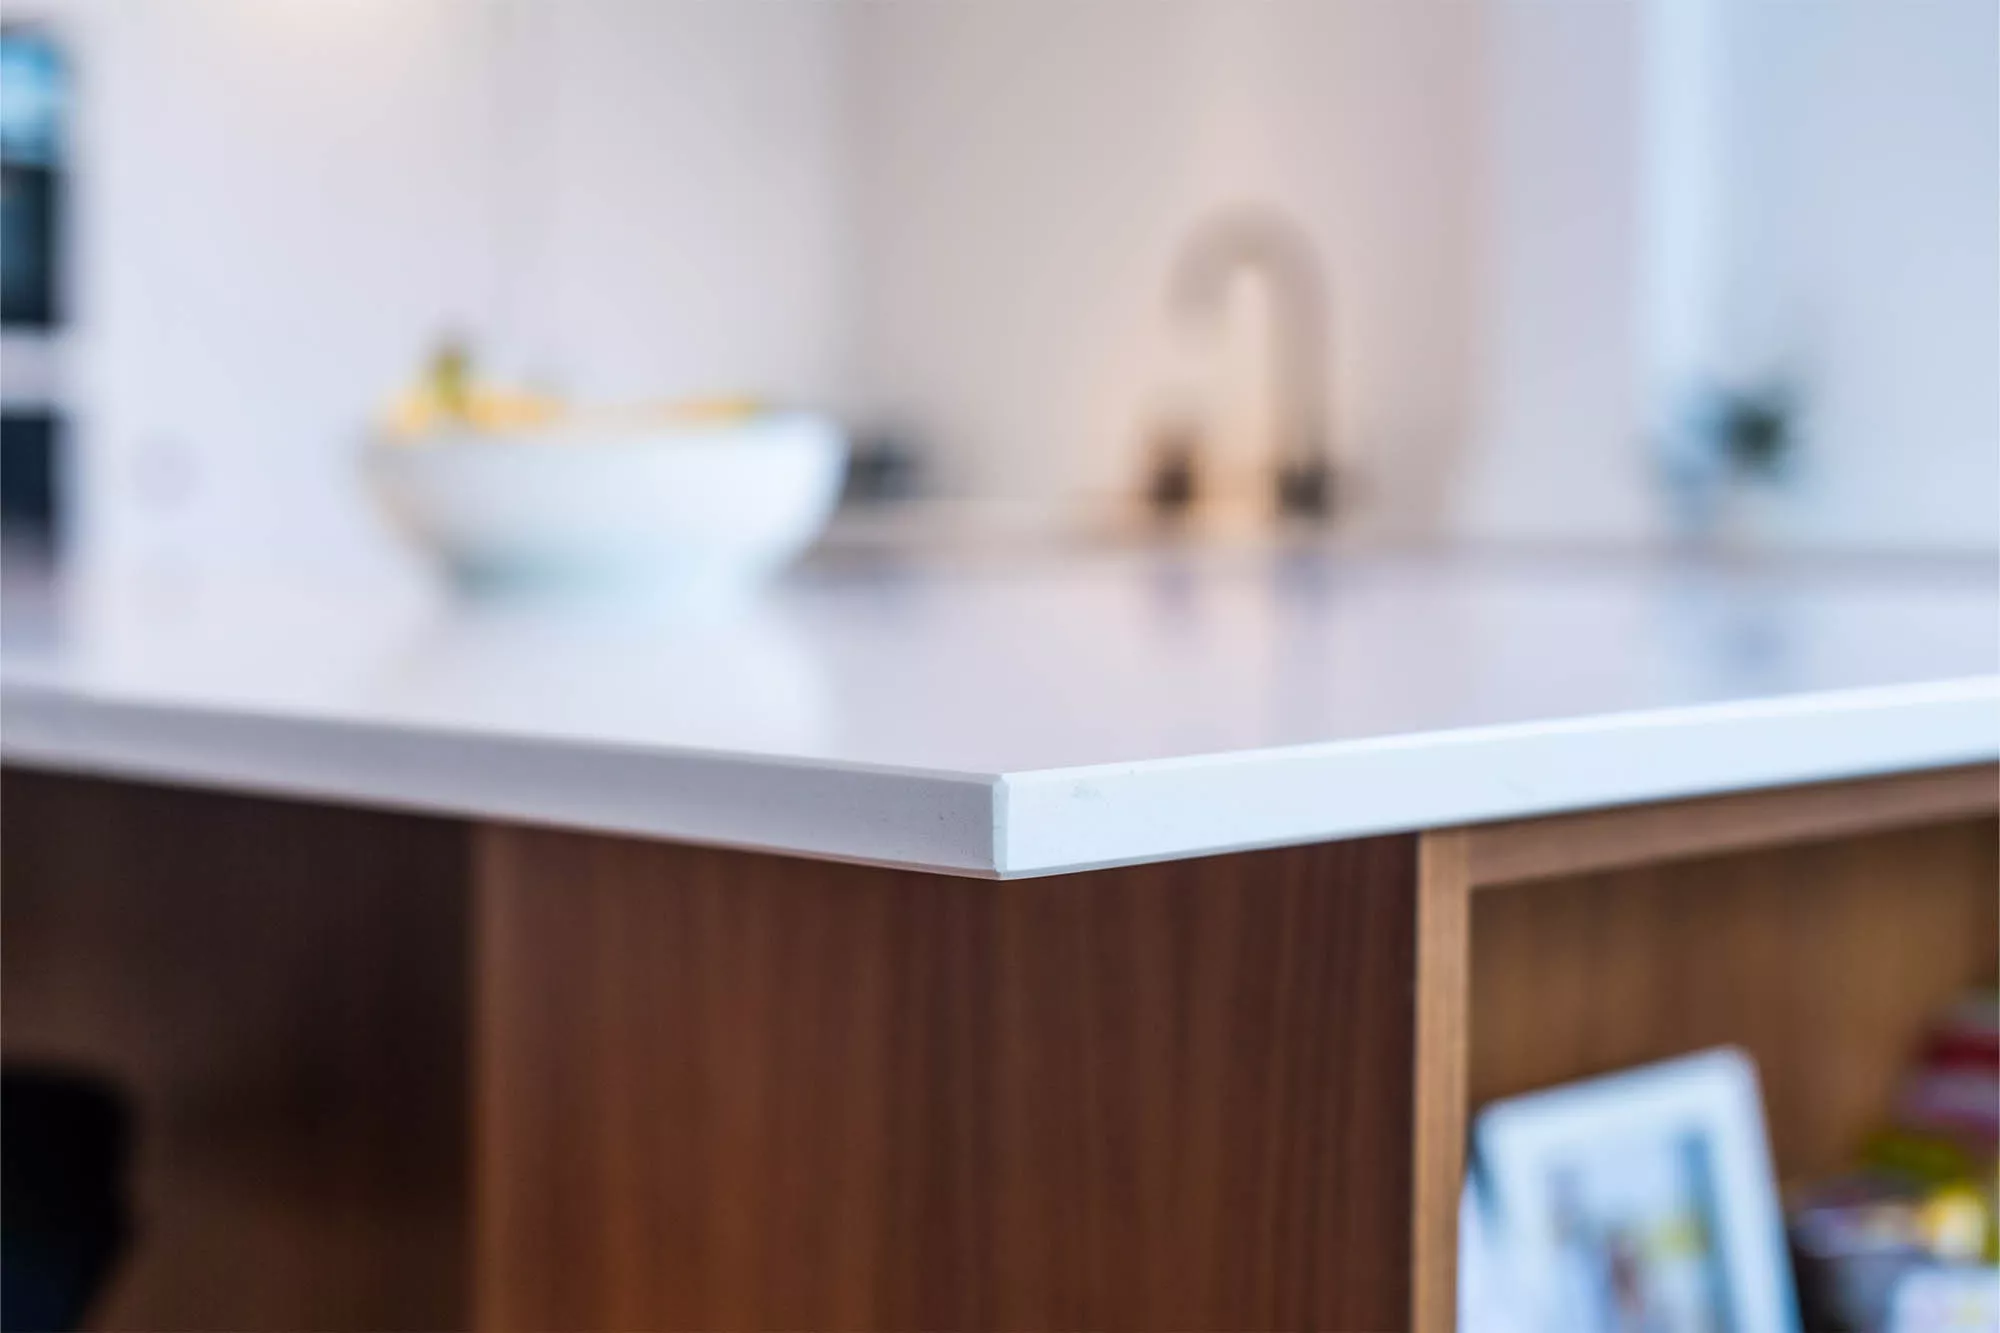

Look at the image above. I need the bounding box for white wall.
[67,0,494,582]
[849,0,1997,555]
[517,1,846,405]
[1427,0,1999,554]
[846,0,1486,536]
[36,0,2000,570]
[52,0,846,582]
[1451,0,1654,544]
[1720,0,1998,553]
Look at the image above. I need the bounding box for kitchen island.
[5,550,1996,1331]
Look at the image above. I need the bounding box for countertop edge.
[7,675,1996,880]
[991,677,2000,877]
[0,681,1006,876]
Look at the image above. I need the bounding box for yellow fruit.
[658,395,764,426]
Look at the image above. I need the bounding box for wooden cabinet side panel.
[1412,832,1470,1333]
[1464,764,1998,888]
[0,769,471,1333]
[473,829,1421,1332]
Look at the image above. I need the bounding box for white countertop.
[4,548,1995,877]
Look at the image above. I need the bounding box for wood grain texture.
[1411,831,1470,1333]
[1469,817,1999,1182]
[1,768,471,1333]
[1465,764,1998,889]
[473,826,1420,1332]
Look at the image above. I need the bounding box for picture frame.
[1473,1047,1800,1333]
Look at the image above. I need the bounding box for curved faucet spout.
[1165,205,1336,519]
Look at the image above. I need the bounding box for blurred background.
[1,0,1994,582]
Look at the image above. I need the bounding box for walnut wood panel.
[1465,764,1998,889]
[1468,817,1999,1183]
[1,768,471,1332]
[473,827,1420,1332]
[1410,831,1470,1333]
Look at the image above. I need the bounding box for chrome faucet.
[1150,205,1336,521]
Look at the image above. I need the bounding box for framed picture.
[1473,1047,1799,1333]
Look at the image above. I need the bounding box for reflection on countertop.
[5,541,1996,778]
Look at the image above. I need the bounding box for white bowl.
[365,413,846,599]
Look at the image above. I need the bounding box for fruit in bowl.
[365,346,846,599]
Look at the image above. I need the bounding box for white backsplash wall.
[1454,0,1654,546]
[1718,0,1999,553]
[59,0,497,583]
[845,0,1486,537]
[47,0,848,584]
[516,0,847,407]
[30,0,1998,575]
[848,0,1996,554]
